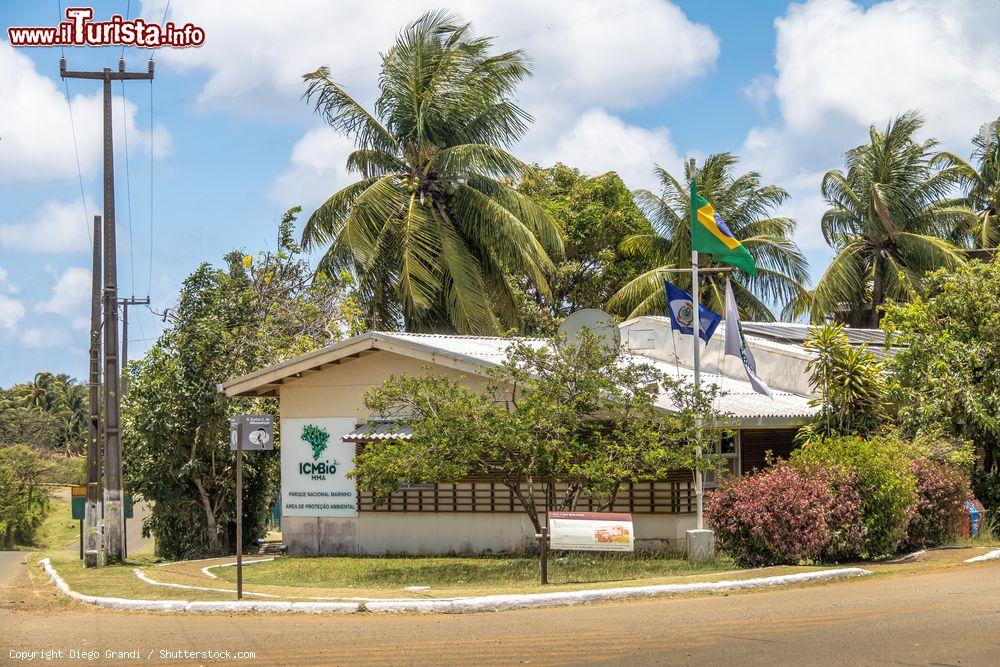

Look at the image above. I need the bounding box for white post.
[686,157,714,564]
[692,247,703,530]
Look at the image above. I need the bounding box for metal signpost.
[230,415,274,599]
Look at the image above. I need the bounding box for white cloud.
[0,41,171,183]
[144,0,717,114]
[0,199,92,253]
[0,267,17,294]
[21,327,71,348]
[37,267,91,315]
[740,0,1000,277]
[534,109,684,192]
[270,128,357,211]
[0,294,25,330]
[145,1,717,208]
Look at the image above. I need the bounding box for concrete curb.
[38,558,871,614]
[199,558,273,579]
[964,549,1000,564]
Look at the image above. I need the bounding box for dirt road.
[3,552,999,666]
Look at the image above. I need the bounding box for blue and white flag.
[663,279,722,344]
[724,280,772,397]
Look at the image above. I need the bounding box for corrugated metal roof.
[378,332,816,424]
[343,422,414,443]
[738,322,886,348]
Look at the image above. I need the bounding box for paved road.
[3,554,999,666]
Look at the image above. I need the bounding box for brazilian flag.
[690,182,757,275]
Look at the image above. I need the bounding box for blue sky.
[1,0,998,386]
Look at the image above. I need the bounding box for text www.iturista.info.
[7,7,205,48]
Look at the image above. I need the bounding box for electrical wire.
[56,0,92,247]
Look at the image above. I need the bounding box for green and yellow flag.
[690,182,757,275]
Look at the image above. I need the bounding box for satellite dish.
[557,309,621,352]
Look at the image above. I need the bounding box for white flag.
[724,280,772,398]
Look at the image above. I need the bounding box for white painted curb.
[38,558,871,614]
[200,557,273,579]
[964,549,1000,563]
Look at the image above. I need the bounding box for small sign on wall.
[548,511,634,552]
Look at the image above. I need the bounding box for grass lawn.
[14,485,79,552]
[213,551,739,592]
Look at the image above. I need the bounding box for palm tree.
[795,112,965,326]
[300,11,562,334]
[933,118,1000,250]
[608,153,809,321]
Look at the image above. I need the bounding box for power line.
[121,3,136,297]
[147,0,171,297]
[120,78,136,296]
[56,0,92,247]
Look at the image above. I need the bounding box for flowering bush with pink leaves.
[905,458,971,549]
[706,462,865,567]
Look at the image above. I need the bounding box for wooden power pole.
[119,296,150,397]
[84,215,102,568]
[61,57,154,564]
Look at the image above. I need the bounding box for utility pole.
[84,215,102,568]
[119,296,150,396]
[61,57,154,564]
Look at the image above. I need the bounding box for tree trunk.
[869,256,883,328]
[193,477,223,555]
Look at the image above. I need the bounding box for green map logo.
[301,424,330,460]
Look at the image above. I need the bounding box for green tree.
[882,260,1000,470]
[1,373,88,455]
[300,11,563,334]
[353,333,726,533]
[513,165,652,332]
[0,445,50,548]
[796,112,966,325]
[798,323,887,441]
[608,153,809,321]
[123,210,362,559]
[933,118,1000,250]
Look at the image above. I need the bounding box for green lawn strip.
[41,553,232,602]
[203,553,823,599]
[14,485,78,552]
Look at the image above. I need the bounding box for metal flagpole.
[688,157,704,531]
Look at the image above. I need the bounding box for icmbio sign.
[280,417,358,517]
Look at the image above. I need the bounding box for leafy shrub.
[972,470,1000,514]
[0,445,50,548]
[792,435,917,558]
[706,462,863,567]
[905,459,971,548]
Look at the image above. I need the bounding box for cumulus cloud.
[270,128,357,212]
[0,41,171,184]
[143,0,717,113]
[0,199,92,253]
[144,0,716,206]
[533,109,684,193]
[0,294,25,331]
[741,0,1000,271]
[21,327,71,348]
[37,267,91,315]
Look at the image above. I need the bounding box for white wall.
[621,317,816,396]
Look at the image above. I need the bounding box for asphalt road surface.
[3,552,999,666]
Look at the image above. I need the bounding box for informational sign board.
[280,417,358,518]
[230,414,274,451]
[71,487,133,519]
[548,511,634,552]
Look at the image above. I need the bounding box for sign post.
[230,415,274,600]
[236,420,243,600]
